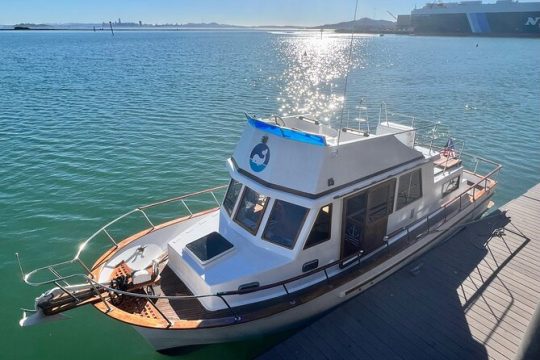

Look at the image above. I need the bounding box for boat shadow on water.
[258,210,520,359]
[156,308,329,357]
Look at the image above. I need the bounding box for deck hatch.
[185,232,234,262]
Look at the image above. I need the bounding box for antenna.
[336,0,359,150]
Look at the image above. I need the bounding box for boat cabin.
[167,114,466,310]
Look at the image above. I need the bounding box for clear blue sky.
[1,0,434,26]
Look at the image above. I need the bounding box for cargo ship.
[401,0,540,37]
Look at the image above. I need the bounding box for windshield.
[234,186,269,234]
[263,200,308,249]
[223,179,242,216]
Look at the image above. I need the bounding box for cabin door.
[341,179,396,260]
[341,191,367,259]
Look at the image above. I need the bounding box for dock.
[260,184,540,360]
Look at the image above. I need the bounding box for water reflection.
[275,32,371,125]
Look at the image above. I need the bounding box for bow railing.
[20,185,228,288]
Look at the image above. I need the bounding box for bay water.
[0,30,539,359]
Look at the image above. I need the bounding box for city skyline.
[0,0,464,26]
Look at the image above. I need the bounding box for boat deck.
[260,183,540,360]
[109,263,321,325]
[153,266,231,321]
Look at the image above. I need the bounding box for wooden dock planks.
[260,183,540,360]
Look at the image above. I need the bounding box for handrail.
[443,166,500,206]
[260,104,474,157]
[138,185,226,210]
[22,157,501,317]
[387,161,502,240]
[262,104,466,158]
[24,185,227,284]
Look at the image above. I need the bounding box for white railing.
[378,102,417,129]
[20,185,228,287]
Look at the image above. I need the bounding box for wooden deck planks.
[260,183,540,360]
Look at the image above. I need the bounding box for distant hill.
[179,22,242,28]
[179,23,306,29]
[1,18,394,32]
[316,17,396,31]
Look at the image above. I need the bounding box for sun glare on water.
[276,32,369,124]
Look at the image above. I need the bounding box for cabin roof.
[231,117,425,198]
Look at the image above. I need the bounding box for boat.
[18,105,501,351]
[405,0,540,37]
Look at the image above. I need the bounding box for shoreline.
[2,28,539,38]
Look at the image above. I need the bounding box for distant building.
[396,15,412,32]
[139,20,142,26]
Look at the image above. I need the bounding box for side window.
[442,175,460,197]
[234,187,269,234]
[223,179,242,216]
[304,204,332,249]
[396,169,422,210]
[367,180,396,224]
[263,200,308,249]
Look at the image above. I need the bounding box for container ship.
[399,0,540,37]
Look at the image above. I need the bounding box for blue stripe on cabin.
[247,117,327,147]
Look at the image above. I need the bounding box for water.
[1,30,539,359]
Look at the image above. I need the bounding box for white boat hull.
[133,195,492,351]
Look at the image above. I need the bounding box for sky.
[1,0,434,26]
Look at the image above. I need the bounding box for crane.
[386,10,398,21]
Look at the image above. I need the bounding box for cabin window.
[223,179,242,216]
[442,175,460,197]
[304,204,332,249]
[396,169,422,210]
[234,187,269,235]
[263,200,308,249]
[367,181,396,224]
